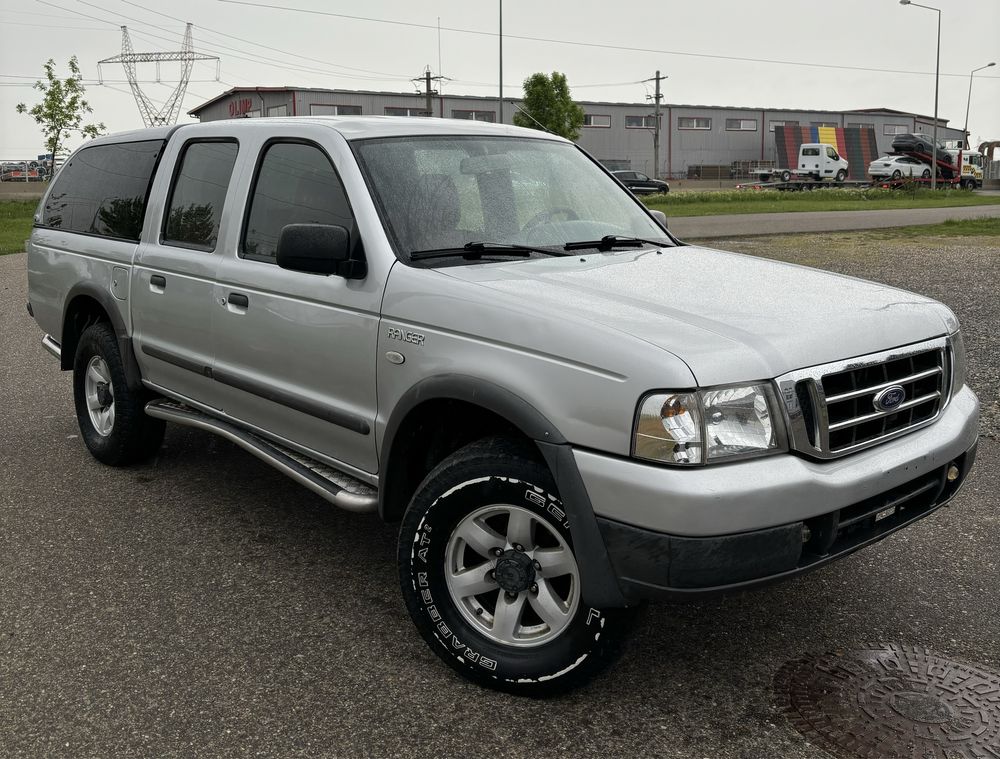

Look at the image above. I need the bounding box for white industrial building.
[189,87,965,179]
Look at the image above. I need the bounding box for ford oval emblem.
[873,385,907,412]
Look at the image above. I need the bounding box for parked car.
[611,170,669,194]
[868,154,933,180]
[891,133,953,163]
[26,118,979,696]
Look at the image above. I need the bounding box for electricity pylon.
[99,24,219,127]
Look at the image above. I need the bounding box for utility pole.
[644,70,667,178]
[498,0,504,123]
[425,68,433,117]
[412,67,449,117]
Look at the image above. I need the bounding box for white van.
[799,143,849,182]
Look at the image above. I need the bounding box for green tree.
[513,72,585,142]
[16,57,105,179]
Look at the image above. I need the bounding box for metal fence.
[0,157,54,182]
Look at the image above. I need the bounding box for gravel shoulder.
[2,234,997,759]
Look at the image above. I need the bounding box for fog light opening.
[801,524,812,544]
[946,464,960,482]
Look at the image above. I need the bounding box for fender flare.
[380,374,627,608]
[62,282,143,391]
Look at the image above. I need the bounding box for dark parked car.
[890,133,953,163]
[612,170,669,195]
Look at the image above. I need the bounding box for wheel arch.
[379,374,626,608]
[61,284,142,390]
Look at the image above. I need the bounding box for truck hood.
[441,245,956,386]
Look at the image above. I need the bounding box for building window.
[163,141,239,251]
[678,117,711,130]
[884,124,908,135]
[769,120,799,132]
[583,114,611,128]
[452,110,496,122]
[385,106,430,117]
[266,104,288,117]
[725,118,757,131]
[309,104,362,115]
[625,115,657,129]
[810,121,837,128]
[847,122,874,129]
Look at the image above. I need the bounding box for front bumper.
[598,442,975,601]
[576,385,979,601]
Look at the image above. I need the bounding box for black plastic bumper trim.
[598,440,977,602]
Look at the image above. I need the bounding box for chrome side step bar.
[41,334,62,360]
[145,399,378,514]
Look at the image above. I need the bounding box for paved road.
[671,202,1000,239]
[2,247,997,758]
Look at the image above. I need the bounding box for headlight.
[949,331,966,392]
[633,383,783,465]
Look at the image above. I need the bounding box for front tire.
[73,322,164,466]
[398,437,632,696]
[835,169,847,182]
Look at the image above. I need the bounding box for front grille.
[822,348,945,451]
[776,337,952,459]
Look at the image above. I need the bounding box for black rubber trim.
[61,282,142,391]
[537,441,627,609]
[26,302,33,317]
[140,343,213,377]
[211,368,371,435]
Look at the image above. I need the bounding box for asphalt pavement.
[2,240,998,758]
[670,202,1000,239]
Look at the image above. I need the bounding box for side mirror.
[276,223,362,278]
[650,209,668,229]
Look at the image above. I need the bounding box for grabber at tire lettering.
[397,436,635,696]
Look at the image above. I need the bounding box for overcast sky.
[2,0,998,157]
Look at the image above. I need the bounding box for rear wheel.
[891,170,902,180]
[73,322,164,466]
[398,437,633,696]
[780,170,791,182]
[916,142,927,153]
[921,168,932,179]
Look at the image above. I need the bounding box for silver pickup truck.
[26,117,979,695]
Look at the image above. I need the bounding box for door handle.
[228,293,249,308]
[149,274,166,291]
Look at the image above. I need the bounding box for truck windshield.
[352,135,670,261]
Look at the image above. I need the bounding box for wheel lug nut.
[492,548,503,557]
[530,584,538,594]
[532,560,541,570]
[505,591,517,601]
[513,543,524,552]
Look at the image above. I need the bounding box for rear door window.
[41,140,163,240]
[162,140,239,251]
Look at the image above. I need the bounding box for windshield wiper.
[563,235,670,252]
[410,241,561,261]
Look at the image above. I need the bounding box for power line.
[217,0,1000,81]
[119,0,410,79]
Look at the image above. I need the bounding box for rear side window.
[41,140,162,240]
[242,141,353,263]
[163,141,239,251]
[802,147,820,156]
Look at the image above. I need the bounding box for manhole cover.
[775,644,1000,758]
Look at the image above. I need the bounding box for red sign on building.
[229,98,253,117]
